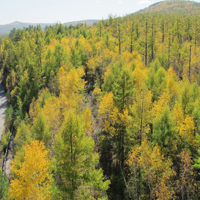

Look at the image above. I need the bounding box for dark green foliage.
[152,107,176,150]
[0,171,8,199]
[32,114,51,147]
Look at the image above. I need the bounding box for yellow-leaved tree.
[8,140,53,200]
[127,139,175,200]
[129,65,153,145]
[57,66,85,101]
[173,103,198,148]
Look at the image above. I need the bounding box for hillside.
[139,0,200,15]
[63,19,99,27]
[0,21,54,35]
[1,11,200,199]
[0,19,98,35]
[2,1,200,200]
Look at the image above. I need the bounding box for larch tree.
[179,150,196,200]
[8,141,53,200]
[127,139,175,200]
[128,65,152,145]
[54,110,110,199]
[152,106,176,155]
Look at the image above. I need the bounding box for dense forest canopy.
[1,3,200,199]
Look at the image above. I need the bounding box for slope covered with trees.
[1,7,200,199]
[139,0,200,15]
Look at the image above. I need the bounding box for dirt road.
[0,84,10,176]
[0,84,7,139]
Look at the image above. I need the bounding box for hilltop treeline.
[1,13,200,199]
[140,0,200,15]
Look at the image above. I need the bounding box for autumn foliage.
[8,141,53,200]
[1,7,200,200]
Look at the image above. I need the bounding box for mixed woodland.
[1,10,200,200]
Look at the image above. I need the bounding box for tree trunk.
[168,32,171,68]
[130,23,134,53]
[134,165,139,200]
[118,20,121,55]
[100,22,102,37]
[70,132,74,191]
[147,171,152,200]
[162,20,165,43]
[189,45,191,83]
[151,22,154,61]
[145,21,148,66]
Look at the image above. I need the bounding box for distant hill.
[63,19,99,27]
[0,21,54,36]
[139,0,200,15]
[0,20,99,36]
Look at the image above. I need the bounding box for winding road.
[0,84,9,175]
[0,84,7,139]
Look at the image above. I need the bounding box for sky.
[0,0,200,25]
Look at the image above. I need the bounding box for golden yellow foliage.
[9,141,53,200]
[57,67,85,99]
[81,107,93,135]
[129,70,152,142]
[127,139,175,200]
[98,92,115,135]
[173,103,197,147]
[153,92,170,120]
[99,92,129,136]
[132,65,148,90]
[87,58,96,72]
[93,87,101,97]
[165,67,179,101]
[41,96,61,137]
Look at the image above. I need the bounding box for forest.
[140,0,200,15]
[0,10,200,200]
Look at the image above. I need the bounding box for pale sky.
[0,0,199,25]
